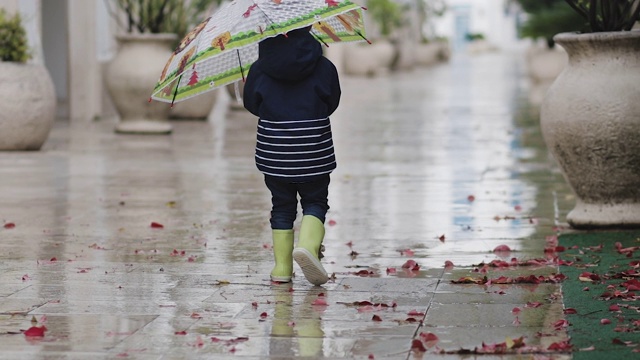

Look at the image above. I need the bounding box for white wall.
[433,0,520,50]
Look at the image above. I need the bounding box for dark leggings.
[264,174,330,230]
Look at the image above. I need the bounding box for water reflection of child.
[243,27,341,286]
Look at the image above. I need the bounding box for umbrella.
[151,0,368,105]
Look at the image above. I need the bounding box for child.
[243,26,341,286]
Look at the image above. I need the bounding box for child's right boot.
[271,229,294,283]
[292,215,329,285]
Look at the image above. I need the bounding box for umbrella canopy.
[151,0,368,104]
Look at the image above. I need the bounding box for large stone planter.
[0,62,56,150]
[106,34,176,134]
[169,90,218,120]
[344,40,395,76]
[540,31,640,228]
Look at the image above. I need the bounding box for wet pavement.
[0,50,577,359]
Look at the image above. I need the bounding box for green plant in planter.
[515,0,586,48]
[564,0,640,32]
[366,0,402,38]
[0,9,30,63]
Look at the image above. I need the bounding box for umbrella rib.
[171,74,183,108]
[311,27,330,48]
[253,4,280,36]
[237,50,246,82]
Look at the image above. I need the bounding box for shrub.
[0,9,30,63]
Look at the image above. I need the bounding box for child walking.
[243,26,341,286]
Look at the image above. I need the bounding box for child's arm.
[321,60,341,115]
[242,68,262,117]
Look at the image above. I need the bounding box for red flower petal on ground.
[411,339,427,352]
[368,354,375,359]
[419,332,439,348]
[386,267,397,274]
[150,222,164,229]
[345,241,353,247]
[601,318,611,325]
[444,260,454,268]
[547,339,572,351]
[22,274,30,281]
[512,307,521,315]
[190,313,202,319]
[438,234,446,242]
[400,249,415,257]
[525,302,542,308]
[493,245,511,253]
[312,298,328,306]
[328,219,337,226]
[251,302,258,308]
[514,205,522,211]
[174,330,187,335]
[24,326,47,337]
[259,312,268,318]
[609,304,620,312]
[467,195,475,202]
[371,315,382,322]
[407,310,424,316]
[553,319,569,330]
[4,222,15,229]
[401,260,420,271]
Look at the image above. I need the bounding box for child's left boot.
[292,215,329,285]
[271,229,294,283]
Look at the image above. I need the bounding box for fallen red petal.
[411,339,427,352]
[467,195,475,202]
[24,326,47,337]
[328,219,337,226]
[150,222,164,229]
[4,222,15,229]
[493,245,511,253]
[174,330,187,335]
[600,318,611,325]
[312,298,328,306]
[438,234,446,242]
[371,315,382,322]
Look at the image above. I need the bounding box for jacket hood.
[257,28,322,82]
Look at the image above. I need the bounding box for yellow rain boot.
[292,215,329,285]
[271,229,294,283]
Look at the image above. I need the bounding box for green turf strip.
[558,230,640,359]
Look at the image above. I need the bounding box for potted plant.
[0,9,56,150]
[165,0,223,119]
[414,0,449,67]
[105,0,182,134]
[516,0,586,84]
[344,0,401,76]
[540,0,640,228]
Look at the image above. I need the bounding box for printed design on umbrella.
[152,0,368,104]
[313,9,362,42]
[159,17,211,82]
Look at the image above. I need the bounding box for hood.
[257,27,322,82]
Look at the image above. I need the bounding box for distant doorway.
[42,0,69,119]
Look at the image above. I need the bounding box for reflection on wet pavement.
[0,51,574,359]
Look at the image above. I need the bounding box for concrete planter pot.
[540,31,640,229]
[344,40,395,76]
[106,34,176,134]
[0,62,56,150]
[169,90,218,120]
[415,43,442,66]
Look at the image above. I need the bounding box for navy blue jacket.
[243,28,341,182]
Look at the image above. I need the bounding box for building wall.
[433,0,520,50]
